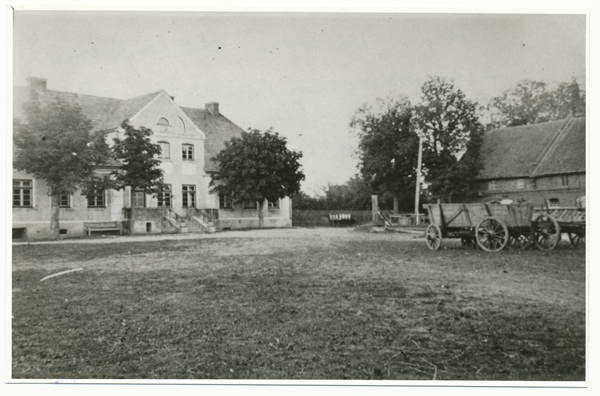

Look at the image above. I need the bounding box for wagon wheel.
[532,215,561,251]
[425,224,443,250]
[461,236,477,249]
[507,233,532,250]
[568,231,585,248]
[476,217,509,252]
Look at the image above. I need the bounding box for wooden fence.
[291,210,373,227]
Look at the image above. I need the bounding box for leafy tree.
[292,177,372,211]
[351,96,420,211]
[13,94,115,239]
[111,121,165,235]
[322,176,372,211]
[413,77,484,203]
[291,191,325,210]
[210,128,304,228]
[489,78,585,127]
[547,79,586,120]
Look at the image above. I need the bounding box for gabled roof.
[477,116,586,180]
[14,84,246,172]
[181,107,245,172]
[13,86,162,132]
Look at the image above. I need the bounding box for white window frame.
[59,191,71,208]
[182,144,194,160]
[87,189,105,208]
[132,190,146,208]
[157,141,170,159]
[488,181,497,191]
[517,179,525,190]
[157,184,172,208]
[13,179,33,208]
[182,184,196,208]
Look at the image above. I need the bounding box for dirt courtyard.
[12,227,586,381]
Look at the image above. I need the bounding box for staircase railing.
[196,209,213,226]
[164,207,182,230]
[191,209,216,233]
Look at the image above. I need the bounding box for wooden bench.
[84,221,122,237]
[329,213,355,227]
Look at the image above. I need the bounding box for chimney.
[27,77,47,91]
[205,102,219,117]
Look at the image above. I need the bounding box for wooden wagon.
[534,205,586,248]
[423,202,562,252]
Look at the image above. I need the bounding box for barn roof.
[478,116,586,180]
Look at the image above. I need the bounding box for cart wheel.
[568,232,585,248]
[461,237,477,249]
[508,234,532,250]
[533,215,561,250]
[425,224,443,250]
[476,217,509,252]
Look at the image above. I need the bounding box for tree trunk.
[50,190,60,240]
[258,199,265,228]
[393,197,399,213]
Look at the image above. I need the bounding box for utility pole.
[414,136,423,225]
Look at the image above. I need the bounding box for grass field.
[11,229,586,381]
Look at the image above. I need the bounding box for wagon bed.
[424,202,560,252]
[427,202,533,229]
[534,205,586,248]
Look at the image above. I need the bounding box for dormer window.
[157,117,170,127]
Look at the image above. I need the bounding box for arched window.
[157,117,170,127]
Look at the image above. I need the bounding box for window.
[561,175,569,186]
[517,179,525,190]
[157,185,172,207]
[157,117,170,126]
[60,192,71,208]
[549,198,559,208]
[13,180,32,207]
[182,144,194,160]
[133,190,146,208]
[530,179,537,190]
[87,189,105,208]
[243,200,257,209]
[157,142,170,159]
[182,185,196,208]
[12,228,26,239]
[268,199,280,209]
[219,192,232,209]
[488,181,497,191]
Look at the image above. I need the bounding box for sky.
[10,7,587,196]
